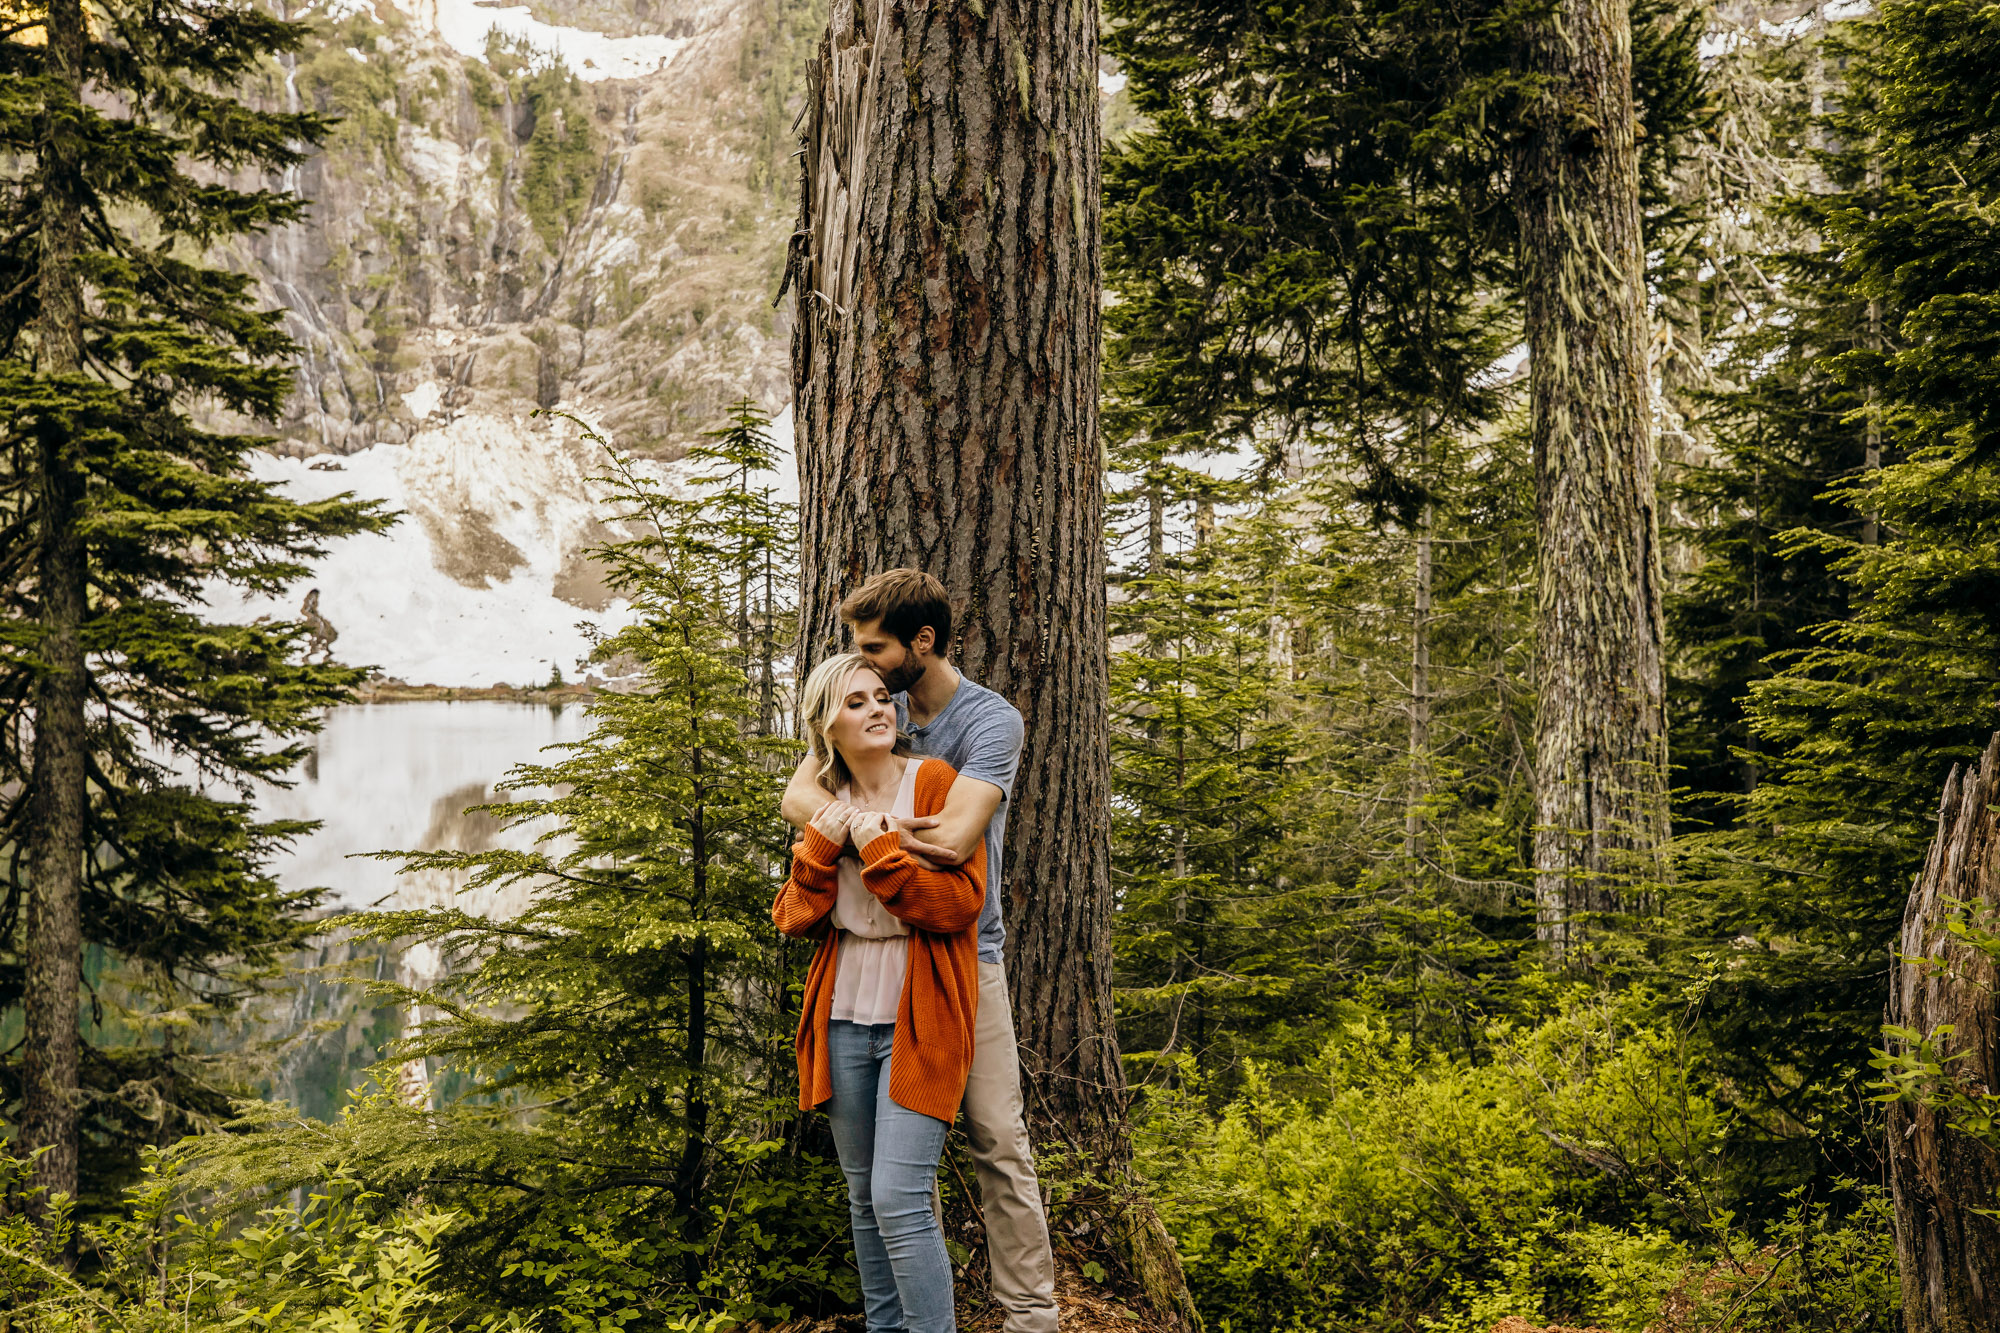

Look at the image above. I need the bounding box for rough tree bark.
[1404,498,1431,885]
[784,0,1195,1320]
[1512,0,1669,963]
[1886,733,2000,1333]
[21,0,90,1210]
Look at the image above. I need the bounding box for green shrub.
[1134,999,1896,1332]
[0,1153,481,1332]
[0,1137,853,1332]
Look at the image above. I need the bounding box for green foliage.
[297,20,406,157]
[1109,424,1546,1080]
[1102,0,1702,509]
[1665,94,1880,832]
[514,64,603,252]
[1664,0,2000,1196]
[172,405,847,1329]
[0,0,393,1202]
[1842,0,2000,470]
[1092,0,1940,1324]
[1873,897,2000,1148]
[0,1151,490,1332]
[740,0,829,199]
[1109,506,1303,1074]
[1136,1001,1896,1333]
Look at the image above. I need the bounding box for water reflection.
[261,701,587,913]
[258,701,590,1114]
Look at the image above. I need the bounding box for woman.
[773,652,985,1333]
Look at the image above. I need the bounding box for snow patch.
[402,0,693,83]
[1701,0,1871,58]
[206,414,639,687]
[200,400,797,689]
[401,380,443,419]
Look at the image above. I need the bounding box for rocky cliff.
[258,0,806,458]
[213,0,815,684]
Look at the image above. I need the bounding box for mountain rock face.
[256,0,805,460]
[214,0,814,684]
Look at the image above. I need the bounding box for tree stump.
[1889,731,2000,1333]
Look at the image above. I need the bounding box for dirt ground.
[766,1254,1147,1333]
[776,1306,1616,1333]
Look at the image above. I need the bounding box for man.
[782,568,1060,1333]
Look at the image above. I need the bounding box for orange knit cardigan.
[771,757,985,1124]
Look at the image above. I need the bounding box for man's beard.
[879,655,927,694]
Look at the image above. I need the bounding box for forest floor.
[766,1257,1156,1332]
[774,1309,1619,1333]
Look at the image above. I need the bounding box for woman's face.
[826,665,897,760]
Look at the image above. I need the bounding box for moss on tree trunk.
[1512,0,1669,961]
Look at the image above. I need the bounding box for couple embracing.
[771,570,1059,1333]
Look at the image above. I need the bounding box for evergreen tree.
[1108,497,1301,1079]
[1665,11,1879,832]
[1102,0,1519,511]
[0,0,389,1205]
[1672,0,2000,1190]
[1101,0,1700,498]
[191,409,849,1325]
[701,397,795,738]
[1104,0,1702,962]
[1263,431,1545,1040]
[1109,424,1545,1077]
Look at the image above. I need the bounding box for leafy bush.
[0,1153,480,1332]
[168,1093,856,1332]
[0,1136,854,1333]
[1134,999,1897,1333]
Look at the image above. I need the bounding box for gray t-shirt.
[896,676,1023,964]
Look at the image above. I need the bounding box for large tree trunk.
[791,0,1113,1158]
[1512,0,1668,963]
[1886,734,2000,1333]
[786,0,1195,1322]
[1405,499,1432,886]
[21,0,90,1211]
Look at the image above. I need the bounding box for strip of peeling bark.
[1887,734,2000,1333]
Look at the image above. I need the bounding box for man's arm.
[896,776,1002,866]
[781,754,832,830]
[897,699,1023,864]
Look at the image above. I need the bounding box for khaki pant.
[961,961,1059,1332]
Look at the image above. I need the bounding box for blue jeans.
[825,1020,955,1333]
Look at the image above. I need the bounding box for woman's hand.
[810,800,856,847]
[846,807,892,847]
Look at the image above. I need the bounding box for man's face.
[852,618,928,693]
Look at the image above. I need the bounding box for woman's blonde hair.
[799,651,911,794]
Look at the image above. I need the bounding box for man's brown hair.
[840,568,953,652]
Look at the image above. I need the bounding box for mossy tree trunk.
[21,0,90,1211]
[1512,0,1669,962]
[785,0,1196,1321]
